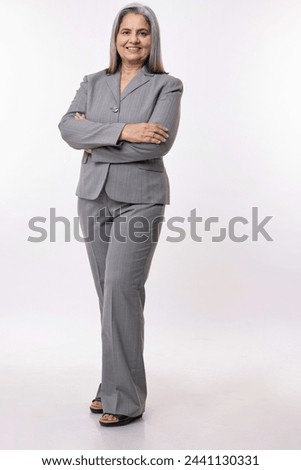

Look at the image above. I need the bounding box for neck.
[120,62,144,76]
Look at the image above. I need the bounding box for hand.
[120,123,169,144]
[74,112,86,120]
[74,113,92,153]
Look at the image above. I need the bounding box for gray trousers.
[77,189,165,417]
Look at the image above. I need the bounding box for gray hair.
[107,3,166,74]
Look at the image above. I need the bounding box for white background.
[0,0,300,450]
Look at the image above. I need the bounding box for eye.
[121,31,130,35]
[139,31,148,37]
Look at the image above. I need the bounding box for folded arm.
[91,77,183,164]
[58,75,183,163]
[58,75,125,149]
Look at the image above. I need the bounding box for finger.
[75,112,86,119]
[157,130,169,139]
[149,123,169,133]
[148,131,167,143]
[146,129,167,140]
[148,126,169,139]
[147,137,163,144]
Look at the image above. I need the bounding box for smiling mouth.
[126,47,141,51]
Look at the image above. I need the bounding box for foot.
[90,398,103,414]
[99,413,143,427]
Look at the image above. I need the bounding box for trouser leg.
[101,197,165,417]
[77,192,111,400]
[78,191,165,417]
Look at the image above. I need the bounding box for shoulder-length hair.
[107,3,166,74]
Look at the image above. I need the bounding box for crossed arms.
[58,74,183,164]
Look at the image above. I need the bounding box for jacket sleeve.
[91,76,183,164]
[58,75,125,149]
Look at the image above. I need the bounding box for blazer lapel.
[105,66,154,103]
[121,66,153,101]
[105,71,120,103]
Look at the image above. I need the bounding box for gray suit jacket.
[58,66,183,203]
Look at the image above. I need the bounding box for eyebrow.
[120,28,150,32]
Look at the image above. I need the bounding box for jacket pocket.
[137,158,164,172]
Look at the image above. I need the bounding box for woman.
[58,3,183,427]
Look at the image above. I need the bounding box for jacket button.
[112,107,119,113]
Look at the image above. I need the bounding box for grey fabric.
[58,66,182,417]
[58,66,183,203]
[78,190,165,417]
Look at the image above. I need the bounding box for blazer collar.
[105,65,154,102]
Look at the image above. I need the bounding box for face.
[116,13,152,66]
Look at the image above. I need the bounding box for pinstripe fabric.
[58,66,183,418]
[58,66,183,203]
[77,191,165,417]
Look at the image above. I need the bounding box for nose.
[129,34,140,44]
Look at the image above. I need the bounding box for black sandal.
[90,398,103,414]
[99,413,143,427]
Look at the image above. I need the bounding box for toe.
[100,413,119,424]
